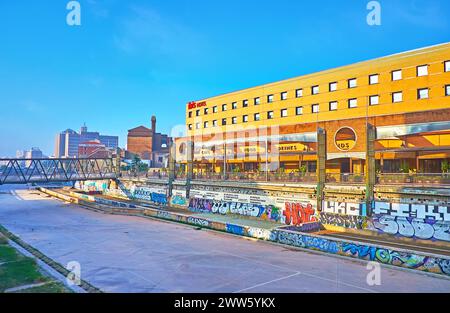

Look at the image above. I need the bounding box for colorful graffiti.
[283,202,317,226]
[370,215,450,242]
[318,212,367,229]
[374,202,450,222]
[133,187,168,205]
[275,229,450,276]
[277,231,339,254]
[188,198,281,222]
[260,205,282,222]
[171,195,187,206]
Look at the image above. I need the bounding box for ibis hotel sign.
[334,127,357,151]
[188,101,207,110]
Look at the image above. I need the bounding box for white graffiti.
[372,215,450,242]
[374,202,450,222]
[210,202,263,218]
[323,201,362,216]
[247,227,273,241]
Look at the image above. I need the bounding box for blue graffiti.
[151,193,167,205]
[342,243,377,261]
[226,224,245,236]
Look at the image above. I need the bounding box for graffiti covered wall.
[132,186,168,205]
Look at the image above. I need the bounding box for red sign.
[188,101,207,110]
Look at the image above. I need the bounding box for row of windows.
[188,85,450,130]
[188,61,450,118]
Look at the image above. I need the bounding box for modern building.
[176,43,450,181]
[127,116,172,167]
[54,124,118,158]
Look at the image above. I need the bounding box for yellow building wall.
[186,43,450,137]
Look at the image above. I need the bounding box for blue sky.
[0,0,449,156]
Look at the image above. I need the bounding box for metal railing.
[377,173,450,185]
[186,172,317,183]
[325,173,366,184]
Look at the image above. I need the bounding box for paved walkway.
[0,185,449,293]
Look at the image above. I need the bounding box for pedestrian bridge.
[0,158,118,185]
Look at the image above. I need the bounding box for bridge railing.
[0,158,117,185]
[376,173,450,185]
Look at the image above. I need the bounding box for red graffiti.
[283,203,317,226]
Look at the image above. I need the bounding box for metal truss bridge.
[0,158,118,185]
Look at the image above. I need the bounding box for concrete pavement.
[0,185,449,293]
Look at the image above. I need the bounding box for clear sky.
[0,0,449,157]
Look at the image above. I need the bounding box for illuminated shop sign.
[187,101,207,110]
[334,127,357,151]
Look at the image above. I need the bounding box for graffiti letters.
[283,203,317,226]
[323,201,364,216]
[374,202,450,222]
[371,215,450,242]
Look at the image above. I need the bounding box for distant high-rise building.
[54,125,118,158]
[24,147,44,167]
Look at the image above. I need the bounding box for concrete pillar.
[317,128,326,211]
[366,123,376,216]
[186,141,194,199]
[168,142,176,198]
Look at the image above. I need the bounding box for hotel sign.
[334,127,357,151]
[188,101,207,110]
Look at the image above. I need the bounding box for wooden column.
[317,128,326,211]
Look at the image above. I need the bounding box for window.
[267,111,274,119]
[445,61,450,72]
[196,110,200,117]
[243,99,248,107]
[212,120,218,127]
[312,104,319,113]
[417,65,428,77]
[254,113,260,121]
[417,88,429,99]
[369,74,379,85]
[222,118,227,126]
[254,97,260,105]
[188,111,192,118]
[281,92,287,100]
[204,108,209,115]
[267,94,274,103]
[281,109,288,117]
[222,104,227,111]
[196,123,200,130]
[329,101,338,111]
[312,85,319,95]
[204,121,208,128]
[296,89,303,98]
[369,95,379,106]
[296,106,303,115]
[213,106,218,113]
[188,124,192,130]
[232,102,238,109]
[243,115,248,123]
[348,78,357,88]
[392,92,403,103]
[232,117,237,124]
[329,82,337,92]
[348,98,357,108]
[446,85,450,96]
[392,70,402,81]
